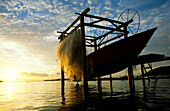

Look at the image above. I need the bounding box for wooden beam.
[85,38,94,41]
[90,19,133,42]
[58,31,97,39]
[85,23,124,32]
[76,13,124,25]
[98,34,124,46]
[86,45,97,47]
[58,7,90,40]
[88,19,104,25]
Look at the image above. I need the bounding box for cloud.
[0,0,169,79]
[0,28,59,74]
[20,72,49,77]
[143,4,169,55]
[19,72,61,81]
[88,0,92,5]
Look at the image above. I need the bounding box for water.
[0,79,170,111]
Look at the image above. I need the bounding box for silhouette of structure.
[134,54,170,88]
[57,8,169,97]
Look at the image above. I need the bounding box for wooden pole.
[97,77,102,93]
[127,66,135,93]
[110,74,113,95]
[140,64,146,88]
[80,15,88,96]
[94,40,102,93]
[97,76,102,94]
[61,61,65,103]
[59,35,65,104]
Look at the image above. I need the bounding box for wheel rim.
[118,9,140,35]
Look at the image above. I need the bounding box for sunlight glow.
[1,68,20,82]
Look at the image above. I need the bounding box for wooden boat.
[86,27,157,78]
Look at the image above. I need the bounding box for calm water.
[0,79,170,111]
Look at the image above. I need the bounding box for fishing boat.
[87,27,157,77]
[57,8,158,79]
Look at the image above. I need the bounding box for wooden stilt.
[127,66,135,92]
[97,76,102,93]
[61,62,65,104]
[140,64,146,88]
[80,15,88,97]
[94,40,102,94]
[110,74,113,95]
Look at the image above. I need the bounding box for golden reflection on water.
[0,82,18,111]
[68,84,85,103]
[58,83,86,111]
[1,80,170,111]
[5,82,16,98]
[0,82,62,111]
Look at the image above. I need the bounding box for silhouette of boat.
[87,27,157,77]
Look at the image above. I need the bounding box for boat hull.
[86,27,157,78]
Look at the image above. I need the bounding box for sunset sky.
[0,0,169,81]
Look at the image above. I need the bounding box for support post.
[97,76,102,93]
[80,15,88,96]
[61,61,65,104]
[140,64,146,88]
[110,74,113,95]
[127,66,135,93]
[94,40,102,93]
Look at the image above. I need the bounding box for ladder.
[143,63,157,81]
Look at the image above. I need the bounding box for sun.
[5,73,19,81]
[1,69,20,82]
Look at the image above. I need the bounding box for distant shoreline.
[43,76,170,82]
[44,79,69,81]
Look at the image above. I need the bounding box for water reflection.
[0,82,61,111]
[59,83,86,110]
[58,79,170,111]
[0,79,170,111]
